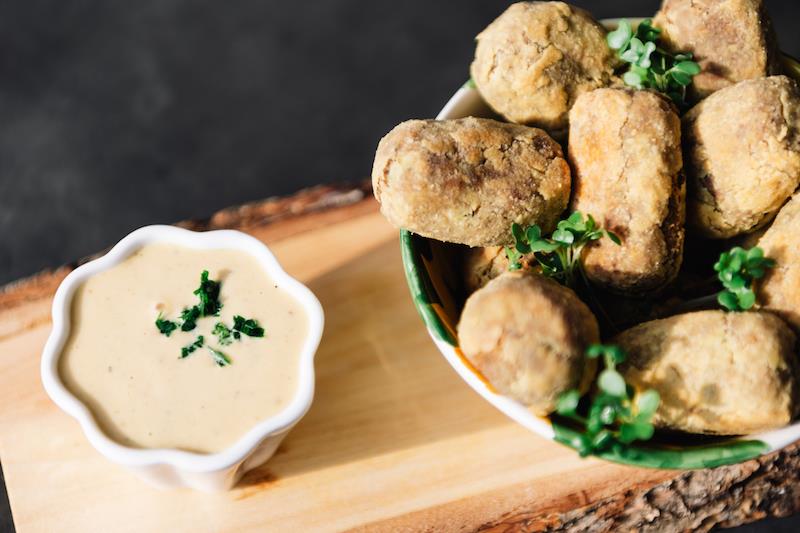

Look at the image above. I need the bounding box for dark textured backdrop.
[2,1,800,531]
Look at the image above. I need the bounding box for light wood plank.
[1,185,798,532]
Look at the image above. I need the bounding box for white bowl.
[397,21,800,469]
[40,225,324,491]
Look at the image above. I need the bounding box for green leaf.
[636,18,661,42]
[567,211,584,226]
[556,389,581,416]
[628,37,644,56]
[511,223,531,254]
[727,274,747,290]
[714,252,729,272]
[505,246,522,271]
[623,71,645,89]
[552,228,575,245]
[607,19,632,50]
[737,290,756,310]
[606,231,622,245]
[718,290,739,311]
[715,246,775,312]
[637,41,657,68]
[586,344,605,359]
[620,48,640,64]
[607,345,627,365]
[585,214,598,231]
[598,369,627,397]
[728,252,743,272]
[525,225,542,244]
[670,70,692,86]
[636,389,660,416]
[530,240,561,253]
[673,60,701,75]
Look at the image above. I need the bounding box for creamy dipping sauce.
[59,243,308,454]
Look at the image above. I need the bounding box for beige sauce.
[59,243,308,453]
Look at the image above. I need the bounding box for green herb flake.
[233,315,265,338]
[193,270,222,317]
[556,344,660,458]
[179,305,201,332]
[155,314,178,337]
[714,246,775,312]
[607,18,701,108]
[154,270,264,365]
[180,335,205,359]
[207,346,232,367]
[212,322,235,346]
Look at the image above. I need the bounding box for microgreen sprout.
[505,211,620,287]
[556,344,660,457]
[607,19,701,108]
[714,246,775,312]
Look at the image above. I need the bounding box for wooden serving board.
[2,183,800,532]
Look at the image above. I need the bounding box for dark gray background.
[2,0,799,531]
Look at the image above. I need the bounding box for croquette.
[654,0,781,99]
[462,246,509,294]
[471,1,617,133]
[683,76,800,238]
[615,310,800,435]
[758,193,800,331]
[569,87,685,294]
[372,117,572,247]
[458,271,599,414]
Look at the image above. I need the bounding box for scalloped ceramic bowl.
[400,19,800,469]
[41,225,324,491]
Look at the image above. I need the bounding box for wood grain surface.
[1,183,799,532]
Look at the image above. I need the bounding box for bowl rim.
[400,18,800,469]
[40,224,324,473]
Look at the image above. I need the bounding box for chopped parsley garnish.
[179,305,201,332]
[212,322,235,345]
[154,270,265,366]
[180,335,205,358]
[233,315,265,338]
[155,314,178,337]
[207,346,232,367]
[194,270,222,316]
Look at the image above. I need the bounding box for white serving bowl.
[41,225,324,491]
[398,20,800,470]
